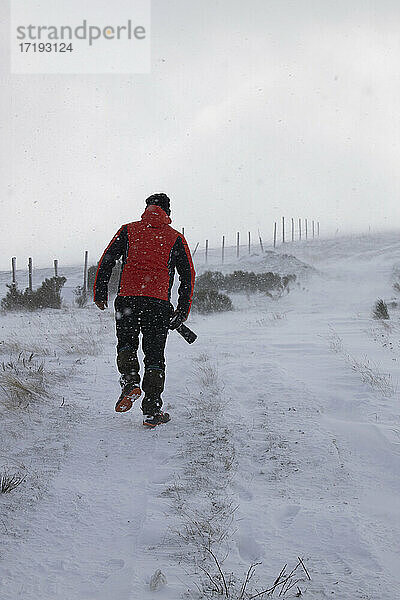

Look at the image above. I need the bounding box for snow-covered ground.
[1,232,400,599]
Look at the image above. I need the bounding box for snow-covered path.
[1,233,400,599]
[0,326,187,599]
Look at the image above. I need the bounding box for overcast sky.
[1,0,400,270]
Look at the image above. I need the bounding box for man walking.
[93,193,195,427]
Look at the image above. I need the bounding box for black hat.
[145,193,171,216]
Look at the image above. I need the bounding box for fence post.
[312,220,315,239]
[28,257,33,291]
[193,242,199,256]
[317,222,320,237]
[11,257,16,285]
[83,250,88,292]
[258,230,264,253]
[291,218,294,242]
[282,217,285,243]
[248,231,251,254]
[182,227,185,236]
[54,259,58,277]
[222,235,225,264]
[205,239,208,264]
[305,219,308,240]
[299,218,302,241]
[237,232,240,258]
[273,222,277,248]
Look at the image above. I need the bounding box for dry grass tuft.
[0,469,26,494]
[327,327,396,397]
[327,327,344,354]
[348,355,395,397]
[55,326,103,356]
[0,352,47,408]
[190,552,311,599]
[373,299,389,320]
[0,338,51,356]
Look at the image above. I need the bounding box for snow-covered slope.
[0,232,400,599]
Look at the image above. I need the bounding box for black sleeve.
[170,235,195,318]
[93,225,128,303]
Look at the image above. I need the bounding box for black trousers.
[114,296,173,414]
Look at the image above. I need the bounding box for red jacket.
[94,206,195,318]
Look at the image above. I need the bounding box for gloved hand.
[95,300,108,310]
[169,308,186,330]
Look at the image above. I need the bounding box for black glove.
[169,308,186,330]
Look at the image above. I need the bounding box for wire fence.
[192,217,320,264]
[6,217,320,291]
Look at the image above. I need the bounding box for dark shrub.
[224,271,259,292]
[196,270,296,295]
[25,277,67,309]
[192,289,233,314]
[1,284,26,311]
[256,272,282,292]
[195,271,225,291]
[192,269,297,315]
[1,277,67,311]
[373,299,389,320]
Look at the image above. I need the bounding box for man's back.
[119,205,192,302]
[94,204,195,316]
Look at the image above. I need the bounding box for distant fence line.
[7,217,320,289]
[192,217,320,263]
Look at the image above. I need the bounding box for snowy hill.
[0,231,400,599]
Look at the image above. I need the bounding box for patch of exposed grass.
[55,325,103,355]
[0,470,26,494]
[0,352,47,408]
[373,299,389,320]
[349,355,395,398]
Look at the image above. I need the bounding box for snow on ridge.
[195,249,315,279]
[239,250,315,275]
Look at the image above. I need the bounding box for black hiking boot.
[115,375,141,413]
[143,411,171,428]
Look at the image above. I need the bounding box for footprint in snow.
[233,482,253,501]
[107,559,125,569]
[237,522,265,562]
[96,559,125,583]
[277,504,301,526]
